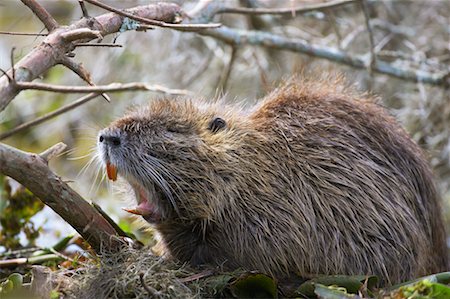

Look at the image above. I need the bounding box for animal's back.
[99,76,448,286]
[241,79,448,284]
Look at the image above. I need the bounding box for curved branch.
[217,0,356,16]
[15,81,193,95]
[198,27,449,86]
[0,142,122,253]
[84,0,221,31]
[59,57,110,102]
[20,0,59,31]
[0,31,47,36]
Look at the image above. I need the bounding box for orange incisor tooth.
[106,161,117,181]
[122,207,141,215]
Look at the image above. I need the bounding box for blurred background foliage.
[0,0,449,251]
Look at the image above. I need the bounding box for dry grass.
[0,0,448,256]
[65,245,200,299]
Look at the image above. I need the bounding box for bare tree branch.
[0,2,184,112]
[15,81,193,95]
[39,142,67,161]
[20,0,59,32]
[60,28,102,42]
[0,93,101,141]
[59,57,110,102]
[0,79,193,140]
[361,0,376,72]
[198,27,449,86]
[83,0,221,31]
[0,31,47,36]
[0,142,122,253]
[74,42,122,48]
[78,0,89,18]
[217,46,238,92]
[216,0,356,16]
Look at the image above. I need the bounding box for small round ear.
[208,117,226,133]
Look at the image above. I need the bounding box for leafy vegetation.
[0,176,44,250]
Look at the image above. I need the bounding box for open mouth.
[105,161,163,224]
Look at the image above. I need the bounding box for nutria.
[97,76,448,285]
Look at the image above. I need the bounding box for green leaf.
[389,278,450,299]
[0,280,14,294]
[8,273,23,289]
[52,234,75,251]
[314,284,359,299]
[230,273,278,299]
[0,273,23,295]
[50,289,61,299]
[428,282,450,299]
[388,272,450,291]
[296,275,378,297]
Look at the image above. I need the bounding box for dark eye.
[208,117,226,133]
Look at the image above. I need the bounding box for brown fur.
[98,76,448,285]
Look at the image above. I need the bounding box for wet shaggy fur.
[99,77,448,286]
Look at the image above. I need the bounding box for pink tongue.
[122,201,153,216]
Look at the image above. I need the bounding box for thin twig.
[217,46,238,92]
[47,248,80,265]
[217,0,356,15]
[252,50,270,93]
[83,0,221,31]
[0,93,101,140]
[59,57,111,102]
[0,31,47,36]
[198,26,449,86]
[78,0,89,18]
[74,43,122,47]
[326,10,343,50]
[10,47,16,81]
[20,0,59,32]
[361,0,376,72]
[179,269,215,283]
[40,142,67,162]
[15,81,194,95]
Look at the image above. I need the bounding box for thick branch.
[217,0,356,15]
[0,142,121,253]
[0,2,183,112]
[21,0,59,31]
[198,27,449,86]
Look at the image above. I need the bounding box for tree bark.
[0,143,121,253]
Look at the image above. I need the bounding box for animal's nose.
[99,134,121,147]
